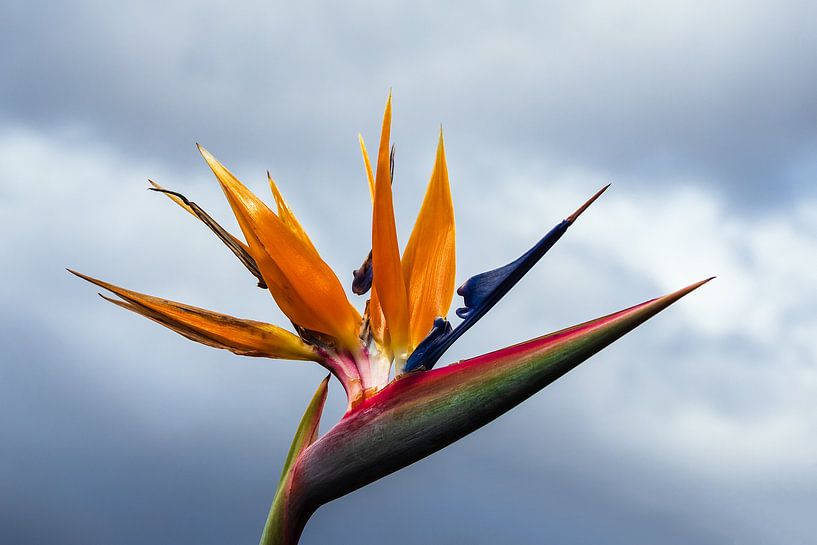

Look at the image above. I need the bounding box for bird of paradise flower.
[71,92,712,545]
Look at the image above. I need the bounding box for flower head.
[72,93,711,545]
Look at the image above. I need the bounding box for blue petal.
[405,219,571,372]
[404,317,453,370]
[403,184,610,373]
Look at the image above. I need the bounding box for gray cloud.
[2,1,816,207]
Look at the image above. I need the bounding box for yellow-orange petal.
[358,134,375,203]
[197,145,362,349]
[267,172,318,254]
[371,92,410,359]
[68,270,317,361]
[402,129,456,350]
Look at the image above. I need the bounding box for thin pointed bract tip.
[566,184,610,223]
[693,276,716,288]
[664,276,716,301]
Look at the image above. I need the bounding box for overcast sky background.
[2,1,816,544]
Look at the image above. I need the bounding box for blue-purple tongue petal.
[455,229,559,320]
[404,317,453,370]
[404,185,609,372]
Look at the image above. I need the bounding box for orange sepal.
[68,270,317,361]
[402,129,456,350]
[197,145,362,350]
[370,92,410,359]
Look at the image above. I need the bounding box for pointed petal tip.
[68,268,118,293]
[196,143,216,165]
[383,90,393,116]
[196,143,215,163]
[70,269,119,294]
[67,267,88,281]
[566,184,611,223]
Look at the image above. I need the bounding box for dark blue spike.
[404,184,610,373]
[456,255,529,319]
[455,220,570,320]
[404,220,569,372]
[404,317,453,370]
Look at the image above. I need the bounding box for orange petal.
[267,172,318,254]
[197,145,362,350]
[402,129,456,350]
[371,92,410,359]
[68,270,317,361]
[358,134,375,203]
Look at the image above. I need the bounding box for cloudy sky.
[2,1,816,543]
